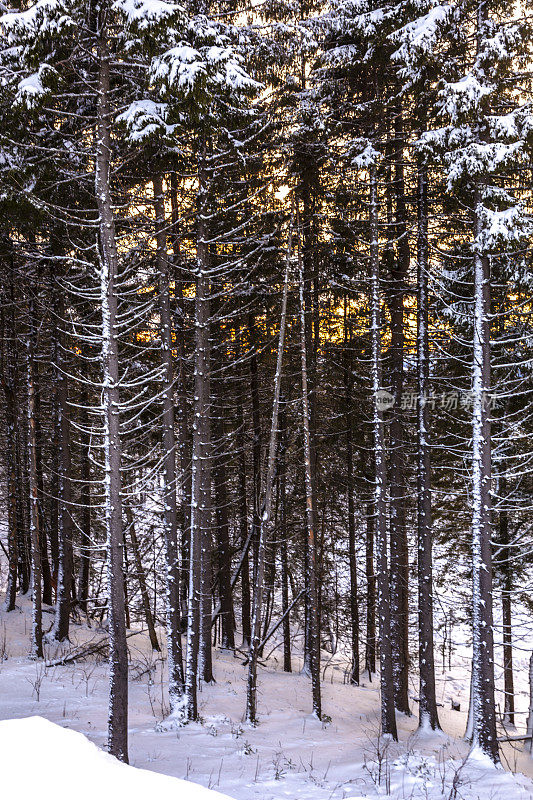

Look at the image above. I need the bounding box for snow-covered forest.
[1,0,533,797]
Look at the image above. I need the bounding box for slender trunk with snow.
[388,107,410,716]
[238,397,252,648]
[469,191,498,763]
[96,25,128,763]
[249,315,262,583]
[185,153,212,717]
[526,653,533,753]
[212,400,235,652]
[169,172,191,619]
[365,498,376,679]
[26,302,43,660]
[279,397,291,673]
[370,165,397,740]
[52,288,73,642]
[416,161,440,732]
[78,398,91,614]
[344,300,359,685]
[153,174,184,714]
[499,488,514,726]
[298,228,321,720]
[2,318,19,612]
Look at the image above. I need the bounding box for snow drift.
[0,716,233,800]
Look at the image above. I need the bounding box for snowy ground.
[1,599,533,800]
[0,716,233,800]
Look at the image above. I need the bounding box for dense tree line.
[1,0,533,767]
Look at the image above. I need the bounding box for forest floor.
[1,599,533,800]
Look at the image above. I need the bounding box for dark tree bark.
[153,173,184,713]
[96,23,128,763]
[465,3,499,765]
[78,398,92,615]
[16,414,30,596]
[200,514,214,684]
[186,149,212,717]
[52,287,73,641]
[416,159,440,731]
[26,296,44,660]
[370,164,397,740]
[298,227,321,720]
[48,398,60,587]
[344,299,359,685]
[33,355,53,608]
[279,396,291,673]
[212,402,235,652]
[498,480,514,726]
[237,398,252,648]
[249,313,262,582]
[467,186,498,762]
[299,181,320,674]
[365,500,376,679]
[169,171,192,620]
[387,106,410,716]
[2,301,19,611]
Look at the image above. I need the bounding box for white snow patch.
[0,716,233,800]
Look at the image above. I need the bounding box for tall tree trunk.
[469,186,498,762]
[365,500,376,679]
[300,182,320,674]
[153,173,184,714]
[416,159,440,731]
[96,24,128,763]
[212,402,235,652]
[249,314,262,583]
[499,481,514,726]
[388,107,410,716]
[198,163,213,688]
[33,355,53,608]
[78,398,92,615]
[2,310,19,611]
[52,288,73,641]
[185,149,212,717]
[298,227,321,720]
[526,653,533,753]
[279,396,291,673]
[169,171,191,619]
[199,512,214,684]
[16,414,30,595]
[370,164,397,740]
[49,395,60,587]
[26,297,44,660]
[344,299,359,685]
[466,2,499,764]
[4,425,18,611]
[237,398,252,647]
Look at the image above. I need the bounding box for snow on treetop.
[151,41,260,96]
[113,0,183,28]
[0,716,233,800]
[116,99,176,141]
[476,205,531,250]
[440,74,494,119]
[0,0,73,38]
[353,143,380,168]
[16,69,49,106]
[151,44,207,92]
[392,4,452,62]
